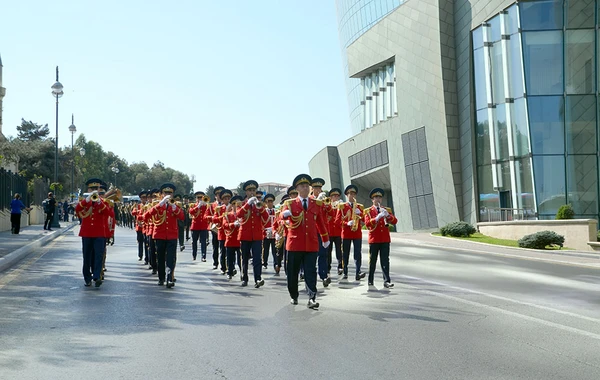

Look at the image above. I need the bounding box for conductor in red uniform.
[75,178,111,287]
[363,188,398,288]
[281,174,330,309]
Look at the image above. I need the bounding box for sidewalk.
[388,231,600,268]
[0,221,77,272]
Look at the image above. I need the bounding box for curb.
[0,223,77,273]
[427,233,600,260]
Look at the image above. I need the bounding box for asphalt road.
[0,227,599,380]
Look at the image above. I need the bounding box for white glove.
[282,210,292,218]
[86,191,97,203]
[198,201,205,207]
[375,212,386,222]
[159,195,171,207]
[322,241,330,248]
[171,203,177,211]
[354,208,361,215]
[234,220,240,227]
[247,197,257,205]
[275,233,281,241]
[266,227,273,233]
[317,192,326,200]
[382,209,389,217]
[347,220,354,227]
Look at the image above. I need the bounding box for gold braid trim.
[152,207,167,226]
[239,203,251,225]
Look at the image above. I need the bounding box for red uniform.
[75,199,112,238]
[189,202,210,230]
[236,201,268,241]
[104,200,116,238]
[363,206,398,244]
[282,197,329,252]
[223,212,241,247]
[148,203,184,240]
[132,203,145,232]
[335,201,364,240]
[263,207,277,239]
[212,204,227,241]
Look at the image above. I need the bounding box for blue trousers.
[342,238,362,276]
[317,235,328,280]
[82,237,106,283]
[287,251,318,300]
[226,246,241,276]
[191,230,208,259]
[155,239,177,283]
[241,240,263,283]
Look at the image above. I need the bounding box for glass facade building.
[336,0,404,134]
[473,0,600,221]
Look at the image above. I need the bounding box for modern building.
[309,0,600,231]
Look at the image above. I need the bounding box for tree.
[234,182,245,197]
[205,185,215,202]
[16,119,50,141]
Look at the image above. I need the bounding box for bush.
[597,230,600,242]
[556,204,575,220]
[518,231,565,249]
[440,221,476,237]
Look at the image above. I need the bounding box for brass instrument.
[91,193,100,202]
[323,197,331,205]
[256,201,264,208]
[202,195,210,203]
[350,201,363,232]
[104,188,122,202]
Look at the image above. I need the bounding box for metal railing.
[479,207,537,223]
[0,168,29,210]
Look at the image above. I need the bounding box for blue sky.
[0,0,350,192]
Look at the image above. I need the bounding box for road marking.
[393,241,600,269]
[400,274,600,334]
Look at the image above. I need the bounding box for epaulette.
[337,202,345,210]
[284,199,293,207]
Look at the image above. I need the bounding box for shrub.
[518,231,565,249]
[440,221,476,237]
[556,204,575,220]
[597,230,600,242]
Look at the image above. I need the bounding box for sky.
[0,0,351,192]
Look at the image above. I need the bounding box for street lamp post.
[111,166,119,187]
[68,114,76,203]
[79,147,85,194]
[51,66,64,228]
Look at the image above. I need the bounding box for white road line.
[400,274,600,326]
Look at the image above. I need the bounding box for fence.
[0,168,30,210]
[479,207,537,223]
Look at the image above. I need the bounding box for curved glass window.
[528,96,565,155]
[520,0,563,31]
[566,95,596,154]
[534,155,566,216]
[566,0,595,29]
[523,31,564,95]
[567,155,597,215]
[565,30,595,94]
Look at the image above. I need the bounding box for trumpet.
[323,197,331,205]
[91,193,100,202]
[169,197,176,204]
[202,195,210,203]
[256,201,264,208]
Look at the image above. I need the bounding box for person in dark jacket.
[10,193,31,234]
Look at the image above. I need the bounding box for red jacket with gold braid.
[131,203,145,232]
[281,197,329,252]
[189,202,210,230]
[148,203,184,240]
[75,198,111,238]
[363,205,398,244]
[212,204,227,241]
[236,200,268,241]
[222,211,241,247]
[335,201,364,240]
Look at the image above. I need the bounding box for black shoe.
[213,265,218,270]
[173,278,177,283]
[338,269,343,275]
[193,256,197,261]
[356,272,366,281]
[342,275,348,280]
[384,282,394,288]
[241,281,248,287]
[202,258,206,262]
[227,275,232,280]
[368,282,374,286]
[152,270,157,275]
[84,281,91,287]
[158,281,164,286]
[255,279,264,288]
[166,282,174,288]
[47,228,53,231]
[290,298,298,305]
[263,265,268,270]
[94,279,103,287]
[186,237,190,241]
[138,257,142,261]
[221,271,226,275]
[300,274,304,280]
[180,245,185,252]
[322,278,329,288]
[233,269,238,275]
[307,299,319,309]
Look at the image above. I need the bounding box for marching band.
[77,175,399,309]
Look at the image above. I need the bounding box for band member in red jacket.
[281,174,330,309]
[75,178,112,288]
[236,180,269,288]
[132,190,148,262]
[212,189,231,273]
[189,191,210,261]
[223,195,243,280]
[335,184,366,281]
[148,183,184,288]
[363,188,398,288]
[262,193,277,271]
[327,188,343,275]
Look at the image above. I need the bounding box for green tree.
[16,119,50,141]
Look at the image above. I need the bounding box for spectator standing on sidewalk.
[62,200,69,222]
[42,192,56,231]
[10,193,31,234]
